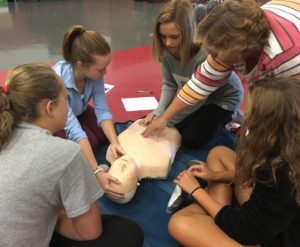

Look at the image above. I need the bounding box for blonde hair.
[0,63,63,151]
[152,0,198,66]
[62,25,111,66]
[236,77,300,205]
[197,0,269,61]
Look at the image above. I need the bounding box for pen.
[136,90,153,94]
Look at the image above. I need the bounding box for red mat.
[0,45,163,123]
[104,45,162,122]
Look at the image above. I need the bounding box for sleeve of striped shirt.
[177,55,233,105]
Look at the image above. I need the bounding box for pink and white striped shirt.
[178,0,300,105]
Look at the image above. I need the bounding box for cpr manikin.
[106,120,181,203]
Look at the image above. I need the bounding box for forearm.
[153,79,177,116]
[153,90,176,116]
[100,119,119,145]
[160,97,191,121]
[78,138,98,170]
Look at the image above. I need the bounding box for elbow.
[77,227,103,241]
[73,202,103,241]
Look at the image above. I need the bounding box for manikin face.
[82,54,111,81]
[159,22,182,58]
[108,155,139,204]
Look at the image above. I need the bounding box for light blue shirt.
[53,61,112,142]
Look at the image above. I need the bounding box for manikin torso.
[106,120,181,203]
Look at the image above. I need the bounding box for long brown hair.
[152,0,198,66]
[236,77,300,205]
[0,63,63,152]
[62,25,111,66]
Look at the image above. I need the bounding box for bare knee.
[207,146,232,160]
[207,146,236,171]
[168,212,191,242]
[168,213,179,237]
[168,204,204,243]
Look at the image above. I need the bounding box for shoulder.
[42,136,89,173]
[41,134,82,160]
[256,161,292,190]
[9,125,84,170]
[161,52,171,64]
[194,47,208,65]
[261,1,296,10]
[52,60,67,74]
[17,124,83,161]
[87,77,104,93]
[52,61,74,85]
[262,1,299,43]
[52,60,73,78]
[257,160,290,174]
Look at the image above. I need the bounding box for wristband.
[190,186,202,198]
[94,166,104,175]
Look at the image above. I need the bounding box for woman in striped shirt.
[142,0,300,138]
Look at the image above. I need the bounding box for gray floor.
[0,0,162,70]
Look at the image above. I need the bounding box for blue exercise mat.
[95,122,235,247]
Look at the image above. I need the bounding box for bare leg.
[169,146,255,247]
[206,146,252,205]
[206,146,236,204]
[169,203,243,247]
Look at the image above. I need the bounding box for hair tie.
[190,186,202,198]
[1,84,9,94]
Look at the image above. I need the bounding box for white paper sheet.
[121,97,158,112]
[104,83,114,94]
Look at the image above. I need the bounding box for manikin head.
[108,155,139,204]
